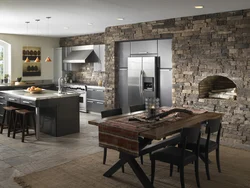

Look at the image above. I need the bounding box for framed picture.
[22,46,41,76]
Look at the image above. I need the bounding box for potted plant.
[16,77,22,82]
[4,74,9,83]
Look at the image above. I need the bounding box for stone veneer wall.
[60,9,250,149]
[60,33,105,46]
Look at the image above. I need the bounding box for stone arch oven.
[199,76,237,100]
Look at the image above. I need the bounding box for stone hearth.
[199,76,237,100]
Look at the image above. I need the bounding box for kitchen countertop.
[1,89,79,101]
[0,82,54,88]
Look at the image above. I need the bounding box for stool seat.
[3,106,19,111]
[15,109,34,115]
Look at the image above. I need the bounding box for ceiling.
[0,0,250,38]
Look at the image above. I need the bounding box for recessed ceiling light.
[194,5,204,9]
[63,26,69,30]
[88,23,93,26]
[117,18,124,21]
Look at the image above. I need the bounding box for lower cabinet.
[0,94,6,122]
[87,100,105,113]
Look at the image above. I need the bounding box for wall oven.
[65,84,87,113]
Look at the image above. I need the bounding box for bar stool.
[13,109,36,142]
[0,106,19,137]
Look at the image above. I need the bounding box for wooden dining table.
[88,107,223,188]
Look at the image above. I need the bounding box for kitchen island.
[0,89,80,139]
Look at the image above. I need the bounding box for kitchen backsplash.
[65,63,107,86]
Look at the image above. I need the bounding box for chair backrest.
[181,126,201,145]
[205,118,222,146]
[101,108,122,118]
[130,104,145,113]
[180,126,201,159]
[205,118,221,134]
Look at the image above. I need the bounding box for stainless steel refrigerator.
[118,39,173,113]
[127,56,160,108]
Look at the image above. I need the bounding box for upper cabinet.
[131,40,157,55]
[99,44,105,71]
[158,39,172,68]
[118,42,131,68]
[94,44,105,72]
[53,47,62,83]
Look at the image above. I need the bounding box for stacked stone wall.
[60,9,250,149]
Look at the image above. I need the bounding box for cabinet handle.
[138,51,149,54]
[8,98,16,101]
[88,89,94,91]
[96,102,104,105]
[0,114,3,117]
[0,96,4,99]
[0,102,4,105]
[87,101,94,103]
[22,101,31,104]
[96,90,104,92]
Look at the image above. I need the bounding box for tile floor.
[0,112,102,188]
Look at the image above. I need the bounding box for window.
[0,46,3,80]
[0,40,11,82]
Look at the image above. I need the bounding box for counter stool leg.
[31,114,36,135]
[13,113,19,139]
[22,115,26,142]
[7,111,13,137]
[0,110,6,134]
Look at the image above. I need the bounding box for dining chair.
[130,104,145,113]
[187,118,222,180]
[151,127,201,188]
[101,108,123,165]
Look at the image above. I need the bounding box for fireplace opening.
[199,76,237,100]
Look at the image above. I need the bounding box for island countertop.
[0,89,79,101]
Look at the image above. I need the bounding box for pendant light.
[34,19,40,62]
[45,16,52,62]
[24,21,30,63]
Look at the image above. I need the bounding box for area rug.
[14,146,250,188]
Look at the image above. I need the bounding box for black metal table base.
[103,152,153,188]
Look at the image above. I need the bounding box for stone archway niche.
[199,76,237,100]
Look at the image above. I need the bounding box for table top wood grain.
[88,109,223,140]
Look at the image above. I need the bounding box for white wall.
[0,33,59,81]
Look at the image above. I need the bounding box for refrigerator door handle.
[140,70,144,96]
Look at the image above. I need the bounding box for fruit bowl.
[26,86,43,94]
[29,90,43,94]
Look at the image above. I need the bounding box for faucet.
[58,77,64,94]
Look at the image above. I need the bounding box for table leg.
[104,152,153,188]
[35,107,40,140]
[104,158,127,177]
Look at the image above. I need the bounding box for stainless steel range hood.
[63,49,99,63]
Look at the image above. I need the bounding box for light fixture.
[24,21,30,63]
[87,23,93,26]
[34,19,40,62]
[117,18,124,21]
[194,5,204,9]
[63,26,69,30]
[45,16,52,62]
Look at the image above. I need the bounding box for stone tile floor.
[0,112,101,188]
